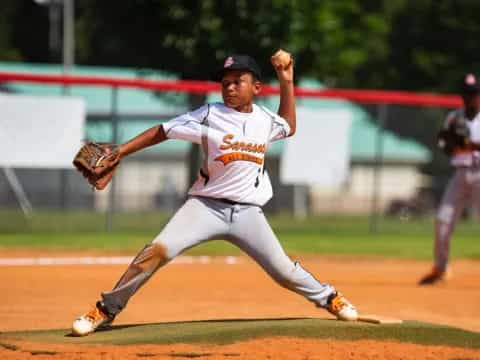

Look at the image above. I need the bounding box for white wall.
[0,94,85,168]
[94,159,428,215]
[310,163,428,214]
[94,159,187,211]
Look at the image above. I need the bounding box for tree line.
[2,0,480,93]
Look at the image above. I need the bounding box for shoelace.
[85,306,106,322]
[330,296,349,312]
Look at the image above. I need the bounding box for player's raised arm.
[271,49,296,136]
[118,124,167,158]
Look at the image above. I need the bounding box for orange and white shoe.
[418,267,451,286]
[72,302,114,336]
[326,292,358,321]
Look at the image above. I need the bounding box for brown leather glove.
[437,116,471,156]
[72,142,121,190]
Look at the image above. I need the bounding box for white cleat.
[326,292,358,321]
[72,303,113,336]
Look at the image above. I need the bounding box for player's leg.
[419,169,470,285]
[101,196,230,314]
[470,170,480,218]
[434,169,470,271]
[228,205,357,320]
[72,196,229,336]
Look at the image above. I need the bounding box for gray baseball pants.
[101,196,335,316]
[434,167,480,271]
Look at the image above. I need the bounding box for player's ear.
[252,79,262,95]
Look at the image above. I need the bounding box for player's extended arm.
[119,125,167,158]
[273,54,296,136]
[72,125,167,190]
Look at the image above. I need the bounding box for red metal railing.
[0,71,462,108]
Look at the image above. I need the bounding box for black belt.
[218,198,242,205]
[195,196,254,207]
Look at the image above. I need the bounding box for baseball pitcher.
[71,52,357,336]
[419,73,480,285]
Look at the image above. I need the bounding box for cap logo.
[466,73,476,85]
[224,57,234,68]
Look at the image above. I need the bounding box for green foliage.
[290,1,393,88]
[74,0,293,79]
[0,1,51,62]
[0,1,22,61]
[2,0,479,91]
[388,1,480,92]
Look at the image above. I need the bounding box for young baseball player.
[72,53,358,336]
[419,73,480,285]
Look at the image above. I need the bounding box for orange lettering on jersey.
[215,152,264,165]
[219,134,234,150]
[219,134,265,154]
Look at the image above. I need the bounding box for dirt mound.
[1,337,479,359]
[1,253,479,359]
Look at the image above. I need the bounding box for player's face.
[221,71,261,112]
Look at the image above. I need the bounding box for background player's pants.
[101,196,335,316]
[434,167,480,271]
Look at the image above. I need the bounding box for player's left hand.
[72,142,121,190]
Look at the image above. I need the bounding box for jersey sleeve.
[260,106,291,142]
[162,105,209,144]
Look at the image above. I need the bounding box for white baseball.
[271,49,292,68]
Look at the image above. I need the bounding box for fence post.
[60,82,71,211]
[106,86,119,232]
[370,103,387,233]
[60,0,74,210]
[63,0,75,74]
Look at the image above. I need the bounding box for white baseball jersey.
[162,102,291,206]
[445,109,480,167]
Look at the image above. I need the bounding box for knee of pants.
[133,242,171,275]
[152,237,181,260]
[436,204,455,224]
[151,235,189,261]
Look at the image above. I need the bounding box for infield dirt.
[1,252,479,359]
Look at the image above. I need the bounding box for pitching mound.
[2,255,480,358]
[1,318,479,359]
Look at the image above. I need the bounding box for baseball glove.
[437,115,471,156]
[72,142,121,190]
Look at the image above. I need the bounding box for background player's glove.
[72,142,121,190]
[436,115,470,156]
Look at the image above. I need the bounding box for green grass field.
[1,210,479,260]
[1,319,479,349]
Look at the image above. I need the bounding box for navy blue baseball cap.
[460,73,480,95]
[213,55,262,82]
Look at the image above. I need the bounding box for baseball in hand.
[271,49,292,69]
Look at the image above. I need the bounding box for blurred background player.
[71,53,357,336]
[419,73,480,285]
